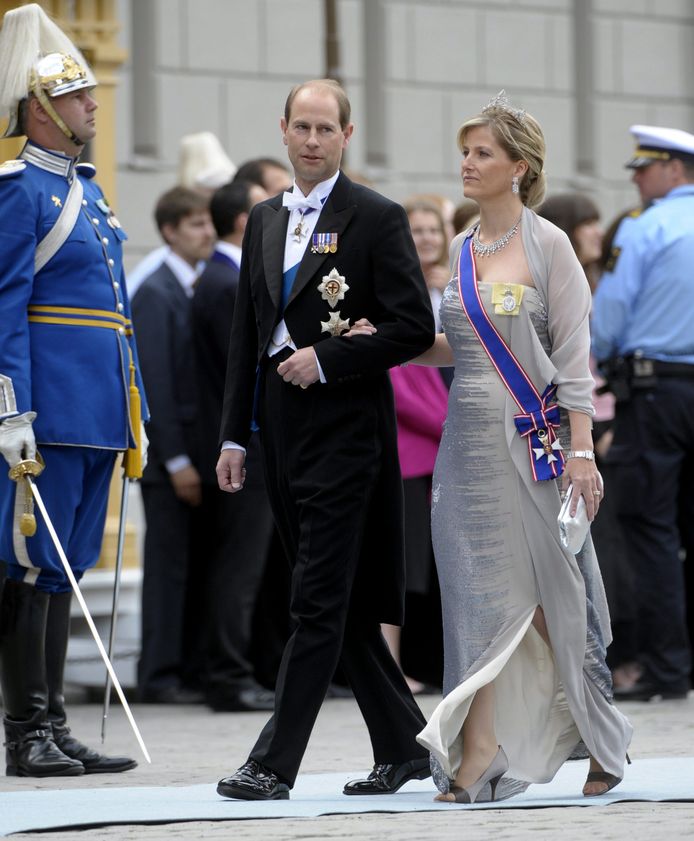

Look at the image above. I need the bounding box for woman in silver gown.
[414,95,633,802]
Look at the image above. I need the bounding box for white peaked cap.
[626,124,694,168]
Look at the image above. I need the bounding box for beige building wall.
[113,0,694,270]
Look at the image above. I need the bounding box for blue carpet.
[1,758,692,835]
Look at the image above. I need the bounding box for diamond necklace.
[472,214,522,257]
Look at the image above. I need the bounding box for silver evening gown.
[417,271,633,798]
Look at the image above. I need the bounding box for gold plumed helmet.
[0,4,96,140]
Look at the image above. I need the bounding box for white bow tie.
[282,191,324,213]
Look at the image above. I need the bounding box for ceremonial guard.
[592,125,694,702]
[0,4,147,776]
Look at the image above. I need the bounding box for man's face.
[280,88,353,195]
[164,210,216,266]
[51,87,98,144]
[631,160,677,204]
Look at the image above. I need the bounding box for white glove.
[0,411,37,468]
[140,421,149,471]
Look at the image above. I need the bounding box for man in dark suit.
[192,180,277,712]
[132,187,216,703]
[215,79,435,801]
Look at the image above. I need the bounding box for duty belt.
[27,305,132,335]
[630,357,694,380]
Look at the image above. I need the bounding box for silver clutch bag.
[557,483,590,554]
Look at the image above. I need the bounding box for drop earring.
[512,175,520,195]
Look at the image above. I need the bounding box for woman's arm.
[565,409,602,521]
[345,321,453,367]
[411,333,454,367]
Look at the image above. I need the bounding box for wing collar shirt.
[268,170,340,361]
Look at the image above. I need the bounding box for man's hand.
[277,347,319,389]
[169,464,202,507]
[216,448,247,493]
[0,412,37,468]
[344,317,377,338]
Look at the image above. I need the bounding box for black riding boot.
[46,591,137,774]
[0,579,83,776]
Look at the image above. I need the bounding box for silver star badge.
[318,268,349,308]
[321,310,351,337]
[533,439,563,463]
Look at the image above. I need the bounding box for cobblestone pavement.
[1,693,693,839]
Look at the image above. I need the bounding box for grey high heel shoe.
[448,746,509,804]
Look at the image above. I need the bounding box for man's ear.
[159,222,175,246]
[669,158,687,184]
[27,95,49,126]
[280,117,288,146]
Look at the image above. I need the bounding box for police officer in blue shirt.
[592,125,694,701]
[0,4,147,776]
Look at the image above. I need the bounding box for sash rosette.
[457,237,565,482]
[512,385,564,481]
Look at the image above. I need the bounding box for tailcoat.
[219,171,435,784]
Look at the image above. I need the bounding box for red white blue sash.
[457,236,564,481]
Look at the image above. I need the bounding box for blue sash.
[457,236,564,482]
[281,263,300,312]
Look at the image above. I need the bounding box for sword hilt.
[7,454,45,482]
[8,454,45,536]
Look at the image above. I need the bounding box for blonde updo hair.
[457,106,547,209]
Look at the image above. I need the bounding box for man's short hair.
[154,186,209,234]
[284,79,351,129]
[210,180,253,239]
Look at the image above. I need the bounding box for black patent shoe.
[52,724,137,774]
[4,722,84,777]
[217,759,290,800]
[343,757,431,795]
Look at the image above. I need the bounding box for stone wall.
[114,0,694,270]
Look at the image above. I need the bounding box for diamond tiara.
[482,90,526,124]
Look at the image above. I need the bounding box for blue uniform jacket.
[592,185,694,364]
[0,142,148,449]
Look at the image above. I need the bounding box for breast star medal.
[51,195,62,208]
[533,428,562,463]
[318,268,350,308]
[321,311,351,337]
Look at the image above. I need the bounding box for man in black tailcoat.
[215,79,435,801]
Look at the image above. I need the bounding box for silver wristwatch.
[564,450,595,461]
